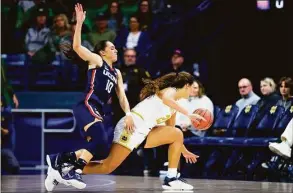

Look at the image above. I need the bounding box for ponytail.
[140,71,194,101]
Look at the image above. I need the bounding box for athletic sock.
[166,168,177,178]
[60,152,77,165]
[75,158,87,172]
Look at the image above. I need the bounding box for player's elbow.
[73,44,80,52]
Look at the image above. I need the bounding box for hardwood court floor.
[1,175,293,193]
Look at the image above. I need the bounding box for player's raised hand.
[75,3,86,24]
[125,114,135,134]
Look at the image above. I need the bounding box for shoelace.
[75,172,83,180]
[177,177,188,183]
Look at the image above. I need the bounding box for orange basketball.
[191,108,213,130]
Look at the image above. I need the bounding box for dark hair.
[140,72,194,100]
[279,77,293,91]
[193,79,205,98]
[104,1,123,28]
[94,40,109,56]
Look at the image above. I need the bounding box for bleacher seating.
[2,54,28,89]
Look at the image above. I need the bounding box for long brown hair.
[194,79,206,98]
[53,14,71,35]
[140,72,194,100]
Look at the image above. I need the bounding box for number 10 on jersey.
[106,80,114,93]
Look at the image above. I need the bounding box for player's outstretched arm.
[115,69,134,133]
[161,88,189,116]
[73,3,103,67]
[161,88,205,124]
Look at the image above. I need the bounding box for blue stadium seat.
[1,54,28,89]
[213,105,221,119]
[209,105,239,137]
[273,105,293,137]
[248,105,285,138]
[244,106,285,177]
[28,54,61,87]
[230,105,259,137]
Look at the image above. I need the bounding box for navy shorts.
[73,100,104,139]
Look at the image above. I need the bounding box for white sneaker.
[45,154,73,191]
[45,167,59,191]
[162,176,193,190]
[269,142,291,159]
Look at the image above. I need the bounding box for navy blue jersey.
[84,61,118,107]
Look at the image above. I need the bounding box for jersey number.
[106,80,114,93]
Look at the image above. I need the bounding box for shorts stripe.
[84,69,103,120]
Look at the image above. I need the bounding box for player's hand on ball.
[182,151,199,164]
[125,115,135,134]
[75,3,86,24]
[188,113,206,124]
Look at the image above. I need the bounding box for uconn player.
[51,72,205,190]
[45,3,134,191]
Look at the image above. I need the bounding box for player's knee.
[174,127,184,142]
[85,122,109,157]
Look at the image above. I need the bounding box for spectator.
[235,78,260,117]
[1,104,20,175]
[176,79,214,137]
[255,77,280,121]
[112,48,151,124]
[269,118,293,159]
[135,0,153,31]
[115,15,151,56]
[25,7,50,58]
[1,65,19,110]
[104,1,126,33]
[88,13,116,47]
[83,0,108,31]
[16,1,51,30]
[276,77,293,111]
[49,14,72,53]
[158,49,186,76]
[1,65,20,175]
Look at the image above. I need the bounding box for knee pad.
[85,122,110,160]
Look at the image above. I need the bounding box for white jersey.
[132,95,176,129]
[113,94,176,151]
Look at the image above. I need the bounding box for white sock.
[283,140,291,147]
[167,168,177,178]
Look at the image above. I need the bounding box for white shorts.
[113,113,150,151]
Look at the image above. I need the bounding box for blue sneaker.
[62,168,86,189]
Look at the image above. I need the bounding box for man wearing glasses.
[235,78,260,117]
[112,48,151,124]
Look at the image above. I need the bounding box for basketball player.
[44,3,134,191]
[48,72,205,190]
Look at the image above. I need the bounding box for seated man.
[269,118,293,159]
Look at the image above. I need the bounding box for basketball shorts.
[73,101,104,139]
[113,112,151,151]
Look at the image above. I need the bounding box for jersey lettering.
[105,79,114,93]
[156,114,171,124]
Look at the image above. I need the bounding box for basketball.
[191,108,213,130]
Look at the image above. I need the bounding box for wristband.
[126,112,131,116]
